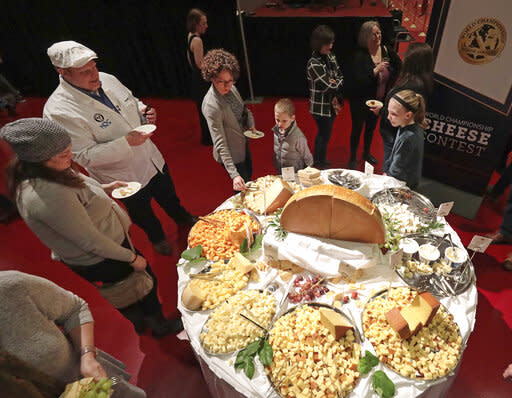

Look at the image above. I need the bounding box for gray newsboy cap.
[0,118,71,162]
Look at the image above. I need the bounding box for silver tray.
[199,289,276,356]
[362,287,463,380]
[396,233,475,297]
[371,187,436,225]
[266,303,362,398]
[327,170,362,190]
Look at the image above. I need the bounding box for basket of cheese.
[188,209,261,260]
[362,287,462,379]
[267,303,361,398]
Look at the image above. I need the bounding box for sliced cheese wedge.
[412,291,441,326]
[229,252,254,274]
[385,307,411,339]
[280,185,385,243]
[400,306,423,336]
[254,177,293,214]
[319,307,353,340]
[182,283,206,311]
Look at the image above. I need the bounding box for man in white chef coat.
[43,40,195,255]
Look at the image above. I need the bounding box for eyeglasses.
[214,78,235,86]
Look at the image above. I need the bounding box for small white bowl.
[444,246,467,268]
[133,124,156,135]
[418,243,440,265]
[399,238,419,261]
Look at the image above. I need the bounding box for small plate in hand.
[365,99,383,108]
[112,182,142,199]
[243,130,264,139]
[133,124,156,135]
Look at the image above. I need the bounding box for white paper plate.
[365,99,383,108]
[112,182,142,199]
[243,130,264,139]
[133,124,156,135]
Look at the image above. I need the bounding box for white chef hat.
[47,40,98,68]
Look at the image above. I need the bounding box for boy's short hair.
[274,98,295,116]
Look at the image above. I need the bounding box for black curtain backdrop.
[0,0,244,98]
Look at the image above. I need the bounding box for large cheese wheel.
[280,185,385,244]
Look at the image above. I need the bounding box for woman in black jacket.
[370,42,434,173]
[348,21,401,169]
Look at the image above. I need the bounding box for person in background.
[43,40,196,256]
[202,49,257,192]
[370,42,433,173]
[385,89,426,190]
[306,25,343,169]
[0,270,146,397]
[1,118,183,338]
[485,190,512,271]
[504,363,512,380]
[347,21,401,169]
[273,98,313,174]
[0,52,24,116]
[186,8,212,146]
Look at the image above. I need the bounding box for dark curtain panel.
[0,0,244,98]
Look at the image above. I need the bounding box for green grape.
[96,378,107,389]
[97,392,108,398]
[102,379,112,391]
[84,390,97,398]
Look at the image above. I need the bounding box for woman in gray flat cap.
[1,118,182,339]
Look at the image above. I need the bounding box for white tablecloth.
[177,172,477,398]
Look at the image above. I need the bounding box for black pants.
[312,114,336,164]
[67,245,161,318]
[349,100,379,160]
[121,164,189,244]
[190,69,211,145]
[229,146,253,194]
[493,163,512,196]
[501,189,512,238]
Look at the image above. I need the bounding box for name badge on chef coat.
[94,113,112,129]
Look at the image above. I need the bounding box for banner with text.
[425,0,512,194]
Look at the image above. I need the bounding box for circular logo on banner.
[94,113,105,122]
[458,17,506,65]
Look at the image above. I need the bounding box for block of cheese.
[229,252,254,274]
[385,308,411,339]
[181,283,206,311]
[319,308,353,340]
[280,185,385,244]
[400,306,423,336]
[253,177,293,214]
[227,225,254,248]
[413,291,441,326]
[298,166,321,179]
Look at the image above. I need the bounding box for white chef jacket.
[43,72,165,187]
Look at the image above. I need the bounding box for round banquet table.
[177,170,477,398]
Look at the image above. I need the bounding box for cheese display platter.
[395,234,475,297]
[241,175,301,215]
[266,303,361,398]
[362,287,463,380]
[188,209,261,261]
[371,188,441,250]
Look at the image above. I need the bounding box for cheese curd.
[188,209,260,260]
[200,290,276,354]
[379,203,428,235]
[268,305,361,398]
[188,261,249,310]
[244,175,301,214]
[362,287,462,379]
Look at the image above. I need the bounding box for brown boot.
[504,253,512,271]
[485,230,512,244]
[153,239,173,255]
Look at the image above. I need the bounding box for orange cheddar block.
[319,308,353,340]
[385,308,411,339]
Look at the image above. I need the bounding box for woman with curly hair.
[201,49,257,192]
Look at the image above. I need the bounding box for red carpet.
[1,97,512,397]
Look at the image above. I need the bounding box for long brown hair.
[6,157,85,202]
[395,43,434,94]
[187,8,206,33]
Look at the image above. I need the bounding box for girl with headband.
[385,89,426,189]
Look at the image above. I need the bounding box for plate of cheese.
[111,182,141,199]
[243,130,264,139]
